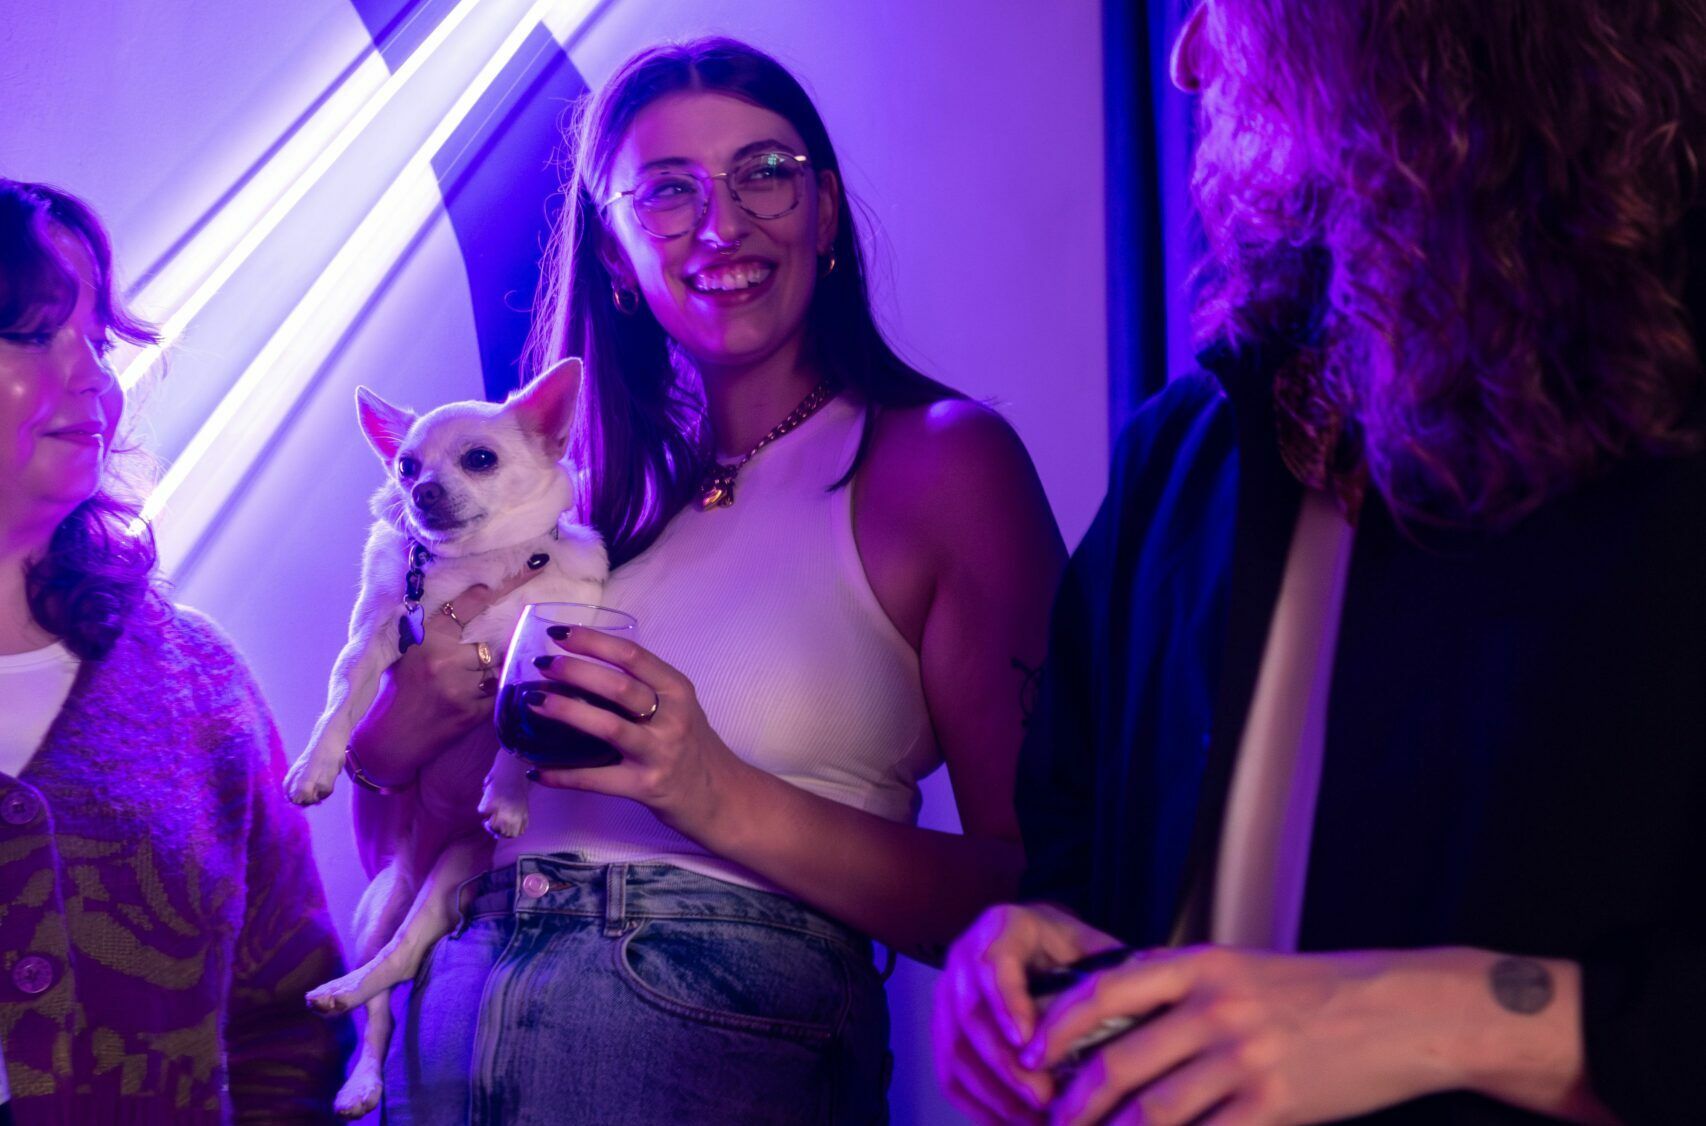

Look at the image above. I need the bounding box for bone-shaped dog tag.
[398,603,426,653]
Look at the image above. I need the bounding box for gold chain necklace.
[696,380,838,510]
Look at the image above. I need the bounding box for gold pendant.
[697,465,738,510]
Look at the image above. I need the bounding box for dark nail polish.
[524,690,546,707]
[546,625,571,640]
[525,769,540,782]
[533,655,553,670]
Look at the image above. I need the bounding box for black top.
[1017,341,1706,1124]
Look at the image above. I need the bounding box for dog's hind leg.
[333,992,392,1119]
[307,832,493,1015]
[308,859,416,1015]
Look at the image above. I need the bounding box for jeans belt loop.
[603,863,629,936]
[449,869,492,938]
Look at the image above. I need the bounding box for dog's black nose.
[412,482,445,510]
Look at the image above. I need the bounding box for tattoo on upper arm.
[1489,956,1554,1014]
[1011,657,1042,727]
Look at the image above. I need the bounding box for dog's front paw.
[284,747,341,806]
[479,791,530,839]
[481,802,529,840]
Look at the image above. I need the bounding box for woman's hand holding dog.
[527,627,750,837]
[349,572,537,787]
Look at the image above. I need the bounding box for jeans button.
[520,872,550,898]
[13,955,54,995]
[2,789,41,827]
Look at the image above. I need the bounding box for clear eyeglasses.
[604,151,811,239]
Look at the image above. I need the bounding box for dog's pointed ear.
[355,387,416,463]
[505,357,582,458]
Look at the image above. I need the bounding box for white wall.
[0,1,374,280]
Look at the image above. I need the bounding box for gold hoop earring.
[818,253,838,278]
[612,284,640,315]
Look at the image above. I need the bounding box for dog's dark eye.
[461,448,498,472]
[397,456,420,479]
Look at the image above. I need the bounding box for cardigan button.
[13,955,54,995]
[519,873,551,899]
[1,789,41,827]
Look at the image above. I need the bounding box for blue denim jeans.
[383,856,891,1125]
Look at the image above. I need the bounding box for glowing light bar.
[118,0,490,390]
[147,0,599,570]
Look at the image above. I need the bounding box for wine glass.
[495,602,638,768]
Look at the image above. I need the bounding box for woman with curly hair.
[0,179,351,1123]
[937,1,1705,1122]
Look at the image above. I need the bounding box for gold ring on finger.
[474,642,494,670]
[632,690,660,724]
[439,601,462,628]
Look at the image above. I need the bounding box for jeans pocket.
[614,917,850,1042]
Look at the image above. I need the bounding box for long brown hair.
[1191,0,1706,527]
[524,37,956,566]
[1,179,164,659]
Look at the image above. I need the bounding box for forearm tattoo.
[1489,956,1554,1015]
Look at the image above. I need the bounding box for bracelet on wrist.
[343,745,403,795]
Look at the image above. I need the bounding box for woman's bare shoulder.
[861,398,1060,568]
[867,399,1037,493]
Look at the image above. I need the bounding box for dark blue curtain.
[1104,0,1200,440]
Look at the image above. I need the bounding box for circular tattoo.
[1489,957,1554,1015]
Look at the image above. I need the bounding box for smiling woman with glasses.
[351,34,1067,1126]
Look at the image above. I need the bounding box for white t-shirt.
[1211,489,1355,950]
[0,640,80,777]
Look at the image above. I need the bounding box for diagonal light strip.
[118,0,491,390]
[145,0,598,571]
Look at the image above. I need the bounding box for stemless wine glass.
[495,602,638,768]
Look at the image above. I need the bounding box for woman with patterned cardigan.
[0,178,351,1123]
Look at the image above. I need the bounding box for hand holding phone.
[1025,946,1165,1074]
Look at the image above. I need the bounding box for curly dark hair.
[1,179,165,659]
[1190,0,1706,527]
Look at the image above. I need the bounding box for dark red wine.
[496,680,624,767]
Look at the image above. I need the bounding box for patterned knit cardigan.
[0,605,352,1123]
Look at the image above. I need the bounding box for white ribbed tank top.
[495,395,939,892]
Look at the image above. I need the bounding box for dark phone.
[1025,944,1140,998]
[1026,946,1162,1071]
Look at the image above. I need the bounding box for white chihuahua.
[284,357,606,1118]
